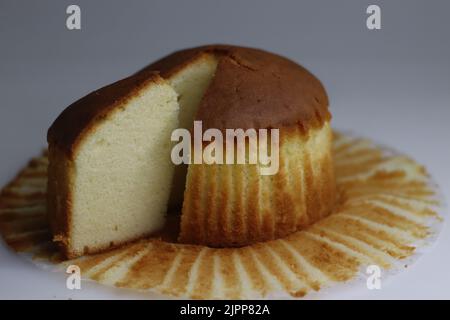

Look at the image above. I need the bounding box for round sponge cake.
[47,45,335,258]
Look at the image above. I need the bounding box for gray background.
[0,0,449,299]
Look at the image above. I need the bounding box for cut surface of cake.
[47,71,179,258]
[151,52,219,209]
[48,45,336,258]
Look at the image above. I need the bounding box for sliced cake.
[48,45,336,258]
[47,71,179,258]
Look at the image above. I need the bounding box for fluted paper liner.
[0,132,444,299]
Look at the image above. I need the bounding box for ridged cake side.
[179,121,335,246]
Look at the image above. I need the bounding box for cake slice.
[48,45,335,258]
[47,71,179,258]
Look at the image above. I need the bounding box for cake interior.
[166,54,218,209]
[68,82,179,255]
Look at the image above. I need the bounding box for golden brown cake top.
[142,44,330,130]
[47,70,163,157]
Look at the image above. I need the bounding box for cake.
[47,71,179,258]
[47,45,335,258]
[143,45,335,246]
